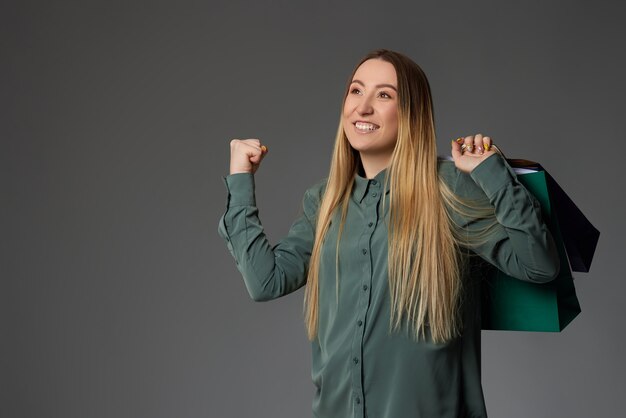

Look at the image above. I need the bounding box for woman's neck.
[359,154,391,179]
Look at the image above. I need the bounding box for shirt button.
[353,357,359,364]
[363,285,368,291]
[372,192,377,197]
[371,180,377,185]
[368,221,373,227]
[357,320,363,326]
[362,248,367,255]
[356,396,361,404]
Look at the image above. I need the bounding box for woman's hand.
[229,138,269,175]
[450,133,497,174]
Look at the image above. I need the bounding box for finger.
[239,141,263,162]
[463,135,474,153]
[473,133,484,154]
[482,136,492,152]
[239,138,262,153]
[248,140,263,152]
[253,143,269,163]
[250,150,263,164]
[231,138,262,153]
[451,139,463,160]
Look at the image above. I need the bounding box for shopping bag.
[481,159,599,331]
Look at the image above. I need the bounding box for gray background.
[3,1,624,417]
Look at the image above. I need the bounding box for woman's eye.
[349,88,391,98]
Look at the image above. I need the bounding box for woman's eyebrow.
[351,79,397,92]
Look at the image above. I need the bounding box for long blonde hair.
[304,49,497,344]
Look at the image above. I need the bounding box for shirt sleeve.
[217,173,321,301]
[450,153,560,283]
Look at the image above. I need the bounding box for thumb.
[451,139,463,161]
[249,153,261,164]
[250,146,268,164]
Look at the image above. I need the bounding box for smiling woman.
[218,48,560,418]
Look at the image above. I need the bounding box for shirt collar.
[353,166,391,203]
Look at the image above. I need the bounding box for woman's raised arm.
[217,139,324,301]
[446,139,560,283]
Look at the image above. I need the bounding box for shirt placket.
[350,178,381,417]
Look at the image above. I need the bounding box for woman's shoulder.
[303,176,328,205]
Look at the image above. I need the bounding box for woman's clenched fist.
[229,139,269,175]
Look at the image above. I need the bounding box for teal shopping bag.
[481,160,599,332]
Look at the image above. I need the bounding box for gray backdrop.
[3,1,624,417]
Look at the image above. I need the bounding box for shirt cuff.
[469,153,516,198]
[222,173,256,207]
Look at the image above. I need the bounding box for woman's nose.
[357,97,374,115]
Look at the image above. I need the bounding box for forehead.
[352,59,397,86]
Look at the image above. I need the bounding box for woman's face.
[342,58,399,159]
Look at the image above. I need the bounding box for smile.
[354,122,380,133]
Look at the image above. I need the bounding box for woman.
[218,49,560,418]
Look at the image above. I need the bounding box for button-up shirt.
[217,153,559,418]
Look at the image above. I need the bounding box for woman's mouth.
[354,121,380,133]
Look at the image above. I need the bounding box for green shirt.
[217,153,559,418]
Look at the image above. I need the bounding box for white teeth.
[355,122,379,131]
